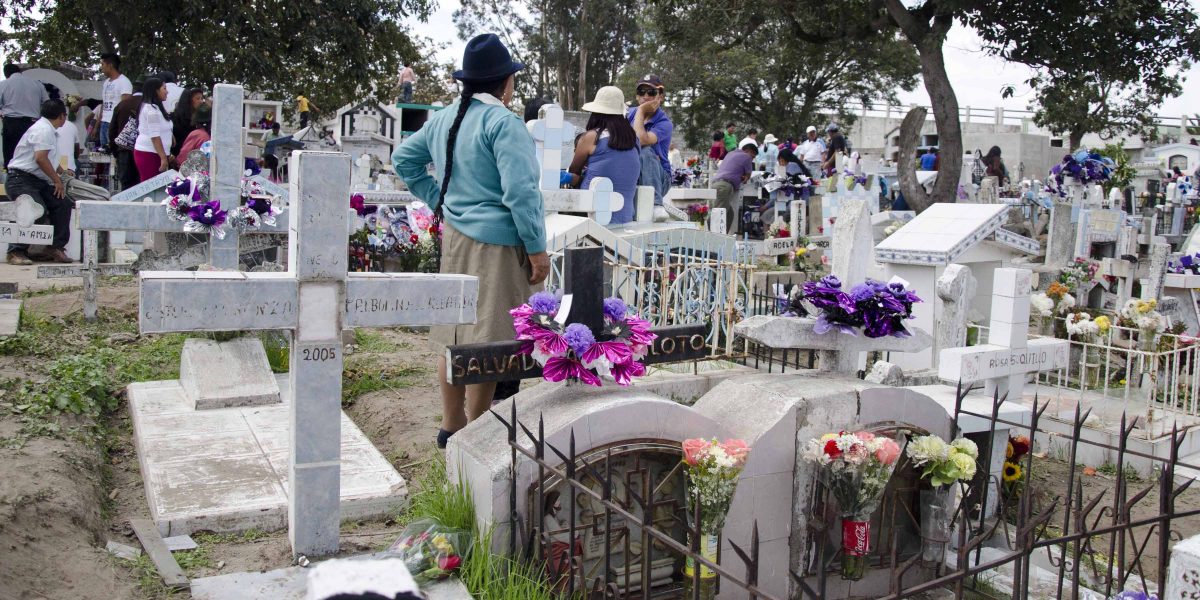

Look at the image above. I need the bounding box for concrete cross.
[137,151,479,556]
[939,268,1069,400]
[530,104,623,225]
[38,84,288,320]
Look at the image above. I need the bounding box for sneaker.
[32,248,72,263]
[653,206,669,222]
[6,251,32,266]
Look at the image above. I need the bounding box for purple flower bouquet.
[1169,253,1200,275]
[1048,150,1115,197]
[799,275,921,338]
[511,293,657,387]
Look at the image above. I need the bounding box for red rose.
[823,439,842,459]
[437,554,462,571]
[410,234,419,244]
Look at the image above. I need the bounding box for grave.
[129,150,479,556]
[531,105,624,226]
[0,193,55,257]
[875,203,1041,371]
[38,85,289,320]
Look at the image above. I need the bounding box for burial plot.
[446,246,705,386]
[875,203,1040,371]
[38,84,288,320]
[129,150,479,556]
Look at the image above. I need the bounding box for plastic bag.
[386,518,472,583]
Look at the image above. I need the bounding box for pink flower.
[437,554,462,571]
[542,356,601,386]
[721,439,750,465]
[874,439,901,465]
[609,359,645,386]
[581,340,633,370]
[683,438,711,466]
[855,431,876,442]
[529,327,568,357]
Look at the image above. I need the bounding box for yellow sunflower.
[1002,462,1023,482]
[1006,442,1014,459]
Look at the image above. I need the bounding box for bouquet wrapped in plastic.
[386,518,471,583]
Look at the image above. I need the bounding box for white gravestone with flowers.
[939,268,1069,401]
[132,151,479,556]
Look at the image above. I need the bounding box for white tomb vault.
[130,151,479,556]
[875,203,1041,371]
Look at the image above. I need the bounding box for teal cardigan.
[391,95,546,254]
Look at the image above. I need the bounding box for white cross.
[530,104,623,225]
[137,151,479,556]
[939,268,1069,400]
[0,194,54,245]
[820,158,876,234]
[40,85,288,320]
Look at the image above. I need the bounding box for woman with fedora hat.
[392,33,550,449]
[567,86,640,226]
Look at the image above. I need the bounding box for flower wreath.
[162,175,284,238]
[783,275,922,338]
[511,293,656,386]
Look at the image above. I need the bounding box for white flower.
[1066,312,1099,337]
[1056,293,1076,314]
[907,435,950,465]
[950,438,978,459]
[1030,293,1054,318]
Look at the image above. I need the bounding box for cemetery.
[7,4,1200,600]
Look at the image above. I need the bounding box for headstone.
[1142,241,1171,302]
[709,207,727,235]
[935,264,977,367]
[789,199,806,238]
[830,196,874,286]
[138,151,479,556]
[864,361,903,385]
[1045,201,1075,267]
[1166,533,1200,598]
[734,314,932,374]
[939,268,1070,400]
[179,338,282,409]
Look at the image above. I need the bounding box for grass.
[193,528,268,545]
[1097,462,1143,482]
[354,329,408,353]
[128,554,179,599]
[342,355,425,407]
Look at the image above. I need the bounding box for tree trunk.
[1069,130,1085,151]
[577,2,588,110]
[897,106,930,211]
[915,38,962,212]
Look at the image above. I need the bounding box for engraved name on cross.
[137,151,479,556]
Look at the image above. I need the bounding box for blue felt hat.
[453,34,525,82]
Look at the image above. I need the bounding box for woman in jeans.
[132,78,174,182]
[568,86,640,226]
[392,34,550,448]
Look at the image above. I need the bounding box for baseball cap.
[636,74,664,89]
[826,123,840,132]
[806,125,816,133]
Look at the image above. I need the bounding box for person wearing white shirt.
[98,53,132,150]
[160,71,184,114]
[797,126,826,176]
[132,78,174,182]
[737,129,759,155]
[6,99,73,265]
[668,143,683,170]
[56,119,79,173]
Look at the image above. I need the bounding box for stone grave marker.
[734,313,932,374]
[935,264,978,366]
[38,84,288,320]
[0,193,54,251]
[446,246,706,386]
[532,105,623,225]
[1045,200,1075,268]
[939,268,1069,401]
[137,150,479,556]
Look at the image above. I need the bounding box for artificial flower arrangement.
[842,168,868,191]
[162,174,284,239]
[1065,311,1112,342]
[1031,282,1076,323]
[673,167,697,188]
[1059,257,1097,291]
[803,430,902,580]
[387,518,470,584]
[511,293,656,386]
[348,198,442,273]
[906,435,979,488]
[686,203,710,224]
[1168,253,1200,275]
[1047,150,1115,197]
[681,437,752,583]
[789,275,922,338]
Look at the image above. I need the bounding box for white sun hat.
[581,86,628,115]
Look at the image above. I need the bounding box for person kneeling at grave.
[6,99,74,265]
[711,142,758,234]
[392,33,551,449]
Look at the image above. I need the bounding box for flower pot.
[1039,316,1055,337]
[920,487,953,564]
[683,531,719,600]
[841,519,870,580]
[1085,344,1103,389]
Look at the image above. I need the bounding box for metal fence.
[795,383,1200,599]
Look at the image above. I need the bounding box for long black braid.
[437,77,510,213]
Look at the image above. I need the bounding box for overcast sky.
[411,2,1200,119]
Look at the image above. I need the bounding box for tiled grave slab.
[0,299,20,336]
[129,376,408,537]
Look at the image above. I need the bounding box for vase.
[920,487,953,564]
[1085,343,1103,389]
[1039,316,1055,337]
[841,518,870,580]
[683,531,719,600]
[1138,329,1158,353]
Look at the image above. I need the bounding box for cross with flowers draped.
[445,246,708,386]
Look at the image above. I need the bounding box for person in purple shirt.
[627,74,673,220]
[712,143,758,233]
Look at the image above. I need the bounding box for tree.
[454,0,641,109]
[968,0,1200,150]
[623,2,919,150]
[0,0,432,119]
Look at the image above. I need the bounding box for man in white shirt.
[160,70,184,113]
[6,99,73,265]
[98,53,132,151]
[56,117,80,174]
[797,125,826,176]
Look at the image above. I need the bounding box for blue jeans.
[637,146,670,206]
[98,122,110,148]
[402,82,413,103]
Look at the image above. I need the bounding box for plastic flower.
[602,297,628,322]
[529,291,560,315]
[563,323,595,356]
[1002,462,1023,482]
[951,438,979,459]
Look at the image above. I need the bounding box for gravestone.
[445,246,706,386]
[734,314,932,374]
[935,264,978,367]
[39,85,288,320]
[1045,200,1075,268]
[1074,208,1126,260]
[532,105,623,226]
[830,196,874,287]
[179,338,281,409]
[939,268,1069,401]
[0,193,54,251]
[136,151,479,556]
